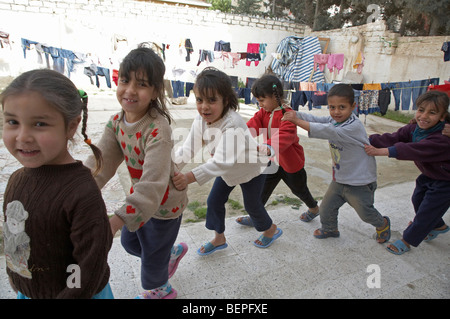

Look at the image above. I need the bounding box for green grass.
[372,110,414,124]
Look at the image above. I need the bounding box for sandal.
[300,209,319,222]
[313,228,340,239]
[386,239,410,255]
[168,242,188,278]
[253,228,283,248]
[236,216,254,227]
[375,216,391,243]
[424,225,449,242]
[197,242,228,256]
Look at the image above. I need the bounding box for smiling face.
[327,95,356,123]
[2,92,79,168]
[415,101,446,130]
[116,70,158,123]
[194,88,225,124]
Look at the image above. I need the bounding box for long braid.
[272,84,285,114]
[79,90,103,176]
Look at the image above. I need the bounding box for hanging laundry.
[222,52,241,69]
[441,42,449,62]
[327,54,344,74]
[271,36,324,83]
[246,43,261,66]
[185,39,193,62]
[378,88,391,115]
[0,31,10,49]
[362,83,382,91]
[197,49,214,66]
[259,43,267,61]
[314,54,329,72]
[353,51,364,74]
[214,40,231,52]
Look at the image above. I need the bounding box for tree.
[208,0,232,13]
[232,0,263,15]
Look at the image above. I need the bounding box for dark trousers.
[206,175,273,233]
[262,166,317,209]
[403,174,450,247]
[121,216,182,290]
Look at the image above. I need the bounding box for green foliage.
[208,0,232,13]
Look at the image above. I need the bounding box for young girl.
[172,67,282,254]
[236,73,319,226]
[1,69,113,299]
[84,47,188,299]
[365,91,450,255]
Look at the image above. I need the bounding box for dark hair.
[0,69,103,175]
[416,91,450,123]
[251,73,284,107]
[327,83,355,105]
[119,45,172,124]
[194,67,239,118]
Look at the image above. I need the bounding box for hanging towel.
[362,83,382,91]
[353,51,365,74]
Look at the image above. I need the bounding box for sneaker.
[168,242,188,278]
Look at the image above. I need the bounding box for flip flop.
[253,228,283,248]
[386,239,410,255]
[197,242,228,256]
[313,228,340,239]
[300,209,319,222]
[424,225,449,242]
[168,242,188,278]
[375,216,391,243]
[236,216,254,227]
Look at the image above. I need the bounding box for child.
[172,67,282,254]
[1,69,113,298]
[365,91,450,255]
[236,73,319,226]
[84,47,188,299]
[282,83,390,242]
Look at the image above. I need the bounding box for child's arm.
[364,144,389,157]
[172,171,196,190]
[281,111,310,132]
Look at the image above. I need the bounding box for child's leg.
[282,168,318,208]
[345,182,385,229]
[318,181,345,232]
[240,174,274,233]
[122,217,181,291]
[205,177,234,234]
[260,166,282,205]
[403,175,450,247]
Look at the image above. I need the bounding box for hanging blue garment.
[271,36,324,83]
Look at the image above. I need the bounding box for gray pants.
[319,180,384,231]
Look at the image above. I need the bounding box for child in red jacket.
[236,74,319,225]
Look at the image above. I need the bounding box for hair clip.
[78,89,87,99]
[84,138,92,145]
[272,84,277,89]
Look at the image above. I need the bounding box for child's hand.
[281,111,297,123]
[442,123,450,137]
[172,172,188,190]
[257,144,271,156]
[364,144,389,156]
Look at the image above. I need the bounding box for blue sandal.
[197,242,228,256]
[236,216,254,227]
[386,239,410,255]
[424,226,449,242]
[253,228,283,248]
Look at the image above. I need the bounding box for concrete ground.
[0,93,449,299]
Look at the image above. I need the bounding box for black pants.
[262,165,317,209]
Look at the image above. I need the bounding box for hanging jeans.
[96,66,111,88]
[171,80,185,98]
[381,82,402,111]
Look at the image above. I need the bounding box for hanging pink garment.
[327,54,344,74]
[314,54,330,72]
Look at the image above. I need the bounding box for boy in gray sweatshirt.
[282,84,390,242]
